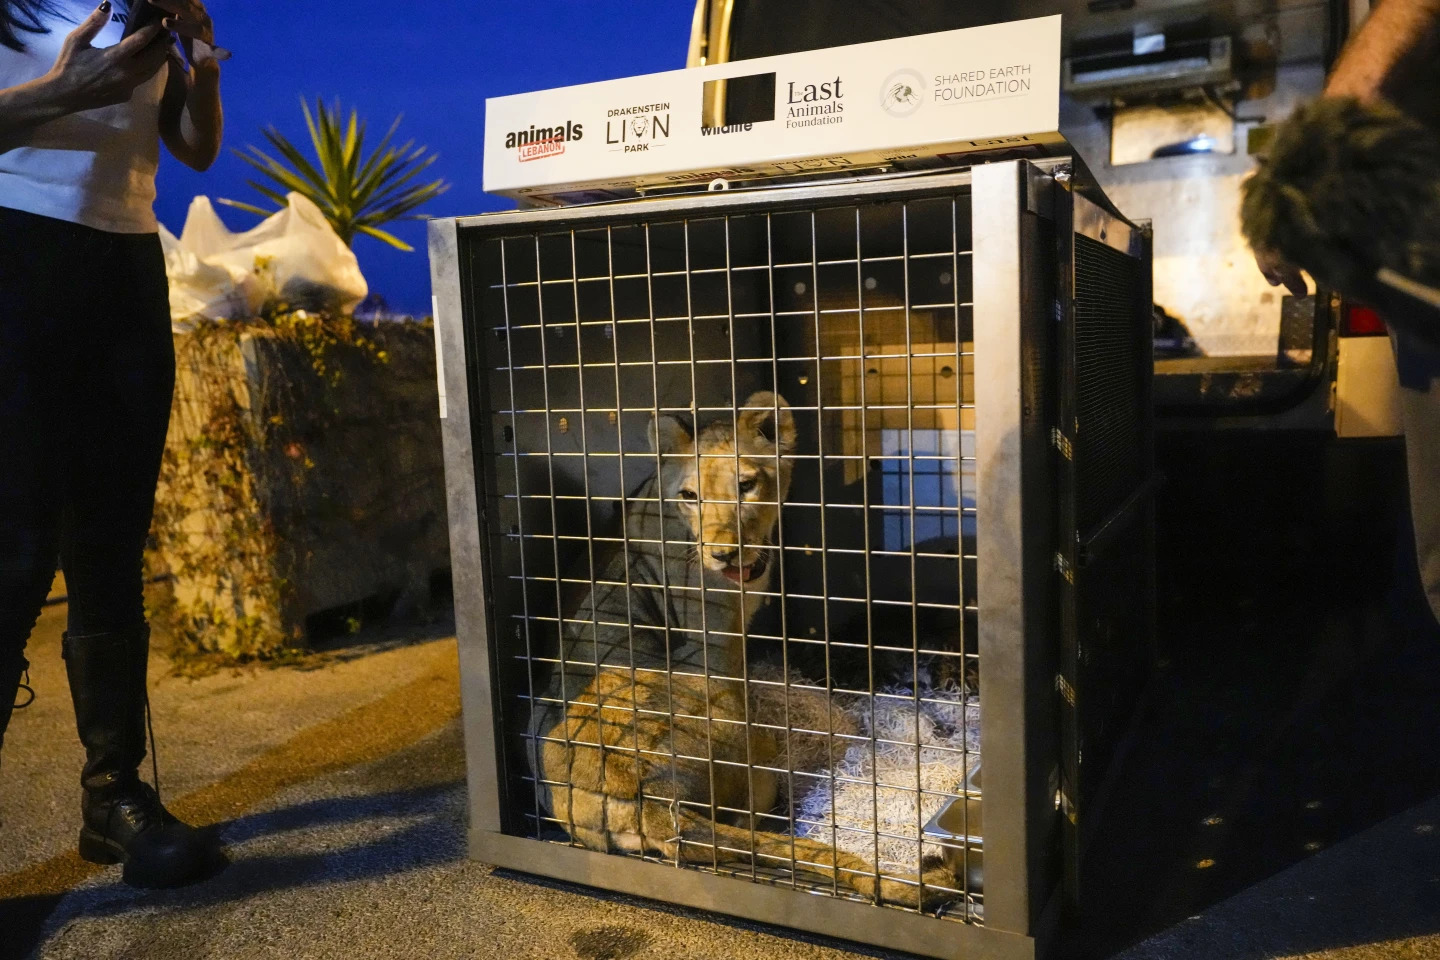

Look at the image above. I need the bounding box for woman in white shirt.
[0,0,223,888]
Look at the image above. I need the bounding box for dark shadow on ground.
[4,720,467,960]
[1069,433,1440,959]
[301,604,458,665]
[4,781,466,959]
[0,895,64,960]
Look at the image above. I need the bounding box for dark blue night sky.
[155,1,694,315]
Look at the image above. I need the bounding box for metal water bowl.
[922,763,984,895]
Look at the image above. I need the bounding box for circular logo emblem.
[880,69,926,117]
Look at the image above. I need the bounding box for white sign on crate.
[483,16,1063,205]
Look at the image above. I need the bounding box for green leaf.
[342,109,363,197]
[259,129,332,198]
[363,172,440,217]
[363,154,441,210]
[234,146,323,205]
[215,198,276,216]
[353,151,411,207]
[355,224,416,251]
[245,181,292,209]
[353,116,403,195]
[355,181,449,226]
[314,99,348,197]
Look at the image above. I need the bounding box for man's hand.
[1254,244,1310,297]
[42,2,169,113]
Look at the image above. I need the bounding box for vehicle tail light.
[1341,302,1387,336]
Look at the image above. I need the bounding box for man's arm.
[1325,0,1440,101]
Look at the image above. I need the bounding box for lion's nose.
[710,546,740,564]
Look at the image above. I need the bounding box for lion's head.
[649,391,796,583]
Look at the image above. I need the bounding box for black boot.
[1,651,27,755]
[63,626,220,887]
[1,653,30,797]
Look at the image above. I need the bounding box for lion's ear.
[738,392,795,455]
[649,414,693,455]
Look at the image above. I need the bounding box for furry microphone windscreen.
[1241,97,1440,296]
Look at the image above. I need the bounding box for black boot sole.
[77,828,123,866]
[78,826,217,889]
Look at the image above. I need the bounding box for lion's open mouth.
[719,551,768,583]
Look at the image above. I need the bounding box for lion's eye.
[678,488,698,501]
[737,477,757,496]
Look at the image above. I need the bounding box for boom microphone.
[1241,96,1440,344]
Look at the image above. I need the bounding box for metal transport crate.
[429,158,1154,960]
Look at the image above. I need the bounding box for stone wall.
[147,321,449,658]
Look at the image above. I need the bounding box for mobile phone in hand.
[121,0,167,39]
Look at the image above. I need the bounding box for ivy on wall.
[146,306,389,664]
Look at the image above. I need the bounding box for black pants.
[0,207,174,743]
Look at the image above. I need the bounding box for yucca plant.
[219,98,449,252]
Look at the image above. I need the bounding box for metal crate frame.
[429,159,1151,960]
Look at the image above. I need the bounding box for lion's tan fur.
[528,391,951,905]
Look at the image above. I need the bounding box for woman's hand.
[42,2,170,113]
[140,0,220,65]
[148,0,214,45]
[155,0,223,172]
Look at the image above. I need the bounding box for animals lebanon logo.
[880,68,926,117]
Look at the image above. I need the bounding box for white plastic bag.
[160,193,368,327]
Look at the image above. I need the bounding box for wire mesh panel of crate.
[468,193,984,920]
[1055,208,1156,894]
